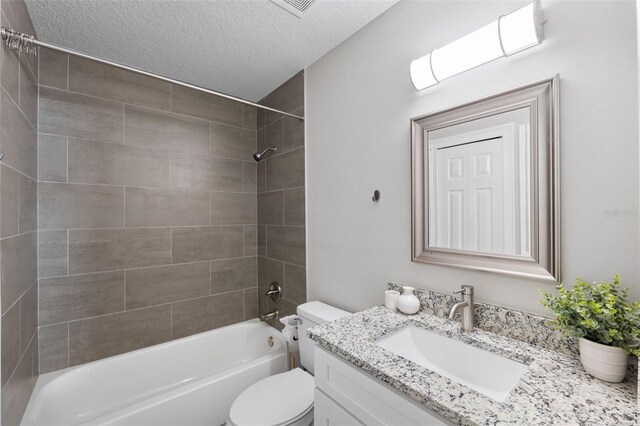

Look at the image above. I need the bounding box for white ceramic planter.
[579,338,628,383]
[397,286,420,315]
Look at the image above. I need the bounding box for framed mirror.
[411,76,559,282]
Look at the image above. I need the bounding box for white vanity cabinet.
[313,347,454,426]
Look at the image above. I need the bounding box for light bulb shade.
[410,53,438,90]
[431,21,503,81]
[499,2,542,55]
[410,1,543,90]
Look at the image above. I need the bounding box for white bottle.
[397,286,420,315]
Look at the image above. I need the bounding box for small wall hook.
[0,152,4,161]
[372,190,380,202]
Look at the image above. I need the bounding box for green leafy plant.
[540,275,640,356]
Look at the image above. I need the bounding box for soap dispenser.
[397,286,420,314]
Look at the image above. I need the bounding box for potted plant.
[541,274,640,382]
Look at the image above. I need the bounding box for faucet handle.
[453,285,474,297]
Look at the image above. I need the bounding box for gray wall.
[306,0,639,316]
[257,71,306,326]
[0,1,39,424]
[37,49,261,372]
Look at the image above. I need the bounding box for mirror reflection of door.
[427,108,531,257]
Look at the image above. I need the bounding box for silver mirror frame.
[411,75,560,282]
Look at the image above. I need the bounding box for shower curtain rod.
[0,27,304,121]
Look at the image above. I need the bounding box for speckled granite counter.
[308,305,638,425]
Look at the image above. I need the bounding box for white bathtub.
[21,320,287,426]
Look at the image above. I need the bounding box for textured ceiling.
[25,0,398,101]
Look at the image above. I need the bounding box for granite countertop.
[308,306,638,426]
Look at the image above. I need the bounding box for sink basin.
[375,326,529,402]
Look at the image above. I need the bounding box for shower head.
[253,147,277,162]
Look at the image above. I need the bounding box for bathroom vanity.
[308,287,638,425]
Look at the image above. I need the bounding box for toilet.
[227,301,350,426]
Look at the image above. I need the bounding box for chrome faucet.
[448,285,475,332]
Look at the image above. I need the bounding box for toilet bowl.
[227,302,349,426]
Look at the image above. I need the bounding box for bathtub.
[21,319,287,426]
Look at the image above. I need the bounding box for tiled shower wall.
[0,1,39,424]
[36,49,261,372]
[256,71,306,326]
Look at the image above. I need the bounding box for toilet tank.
[297,301,350,374]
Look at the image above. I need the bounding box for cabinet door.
[314,389,363,426]
[314,347,453,426]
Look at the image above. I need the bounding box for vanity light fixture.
[410,1,543,90]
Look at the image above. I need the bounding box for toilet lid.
[229,368,314,426]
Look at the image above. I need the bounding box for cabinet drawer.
[314,389,363,426]
[314,347,452,426]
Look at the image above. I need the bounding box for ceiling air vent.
[270,0,317,18]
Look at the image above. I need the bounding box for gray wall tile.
[38,183,124,230]
[244,225,257,256]
[1,89,37,178]
[3,0,37,56]
[284,187,305,226]
[258,257,284,291]
[38,230,68,278]
[211,257,257,294]
[242,105,257,130]
[257,119,283,153]
[39,86,124,144]
[244,288,258,320]
[124,105,209,154]
[1,3,40,418]
[267,226,306,266]
[257,161,266,193]
[19,174,36,233]
[285,264,307,305]
[1,164,19,237]
[69,56,171,110]
[254,71,305,331]
[1,14,20,103]
[39,323,69,374]
[283,108,304,152]
[68,305,172,366]
[1,332,37,426]
[126,262,210,309]
[210,122,256,161]
[38,134,67,182]
[39,271,125,325]
[266,148,304,191]
[258,191,284,225]
[172,226,243,263]
[1,302,20,389]
[1,231,37,313]
[211,192,256,225]
[68,138,170,187]
[256,99,266,130]
[171,291,244,339]
[264,71,304,125]
[171,85,243,127]
[171,152,242,192]
[257,225,266,257]
[125,187,210,227]
[38,49,68,90]
[19,57,38,127]
[69,227,171,274]
[19,282,38,353]
[243,162,256,193]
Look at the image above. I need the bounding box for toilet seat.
[228,368,314,426]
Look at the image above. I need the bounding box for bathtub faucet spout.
[260,310,279,322]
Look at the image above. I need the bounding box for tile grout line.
[1,85,37,135]
[38,129,257,165]
[39,83,255,132]
[66,322,70,369]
